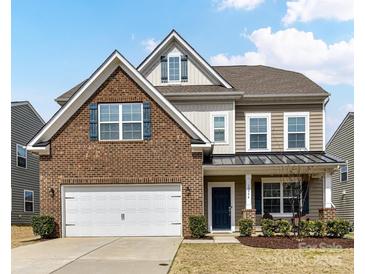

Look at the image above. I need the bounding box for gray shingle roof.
[55,65,328,103]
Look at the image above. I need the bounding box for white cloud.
[216,0,264,11]
[282,0,353,25]
[210,27,353,85]
[141,38,159,52]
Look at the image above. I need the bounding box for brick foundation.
[242,209,257,224]
[40,67,204,237]
[319,208,336,221]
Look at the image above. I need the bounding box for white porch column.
[324,171,332,208]
[245,174,252,209]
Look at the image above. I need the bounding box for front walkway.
[12,237,182,274]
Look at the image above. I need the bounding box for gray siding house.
[326,112,354,223]
[11,101,45,224]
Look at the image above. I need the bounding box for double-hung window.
[16,144,27,168]
[246,113,271,151]
[211,113,227,143]
[24,190,34,212]
[340,164,348,182]
[168,55,180,82]
[284,112,309,150]
[99,103,143,141]
[262,179,301,216]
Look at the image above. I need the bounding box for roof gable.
[326,112,354,148]
[137,30,232,89]
[11,101,45,124]
[27,50,211,152]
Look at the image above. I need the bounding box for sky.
[11,0,354,141]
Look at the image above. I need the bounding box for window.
[16,144,27,168]
[262,179,301,216]
[168,55,180,81]
[246,113,271,151]
[99,103,143,141]
[24,190,34,212]
[284,112,309,150]
[340,165,348,182]
[211,113,228,144]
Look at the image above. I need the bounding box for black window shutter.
[89,103,98,141]
[254,182,262,214]
[181,55,188,82]
[143,101,152,140]
[160,56,167,83]
[302,181,309,214]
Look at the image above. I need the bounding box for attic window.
[168,55,180,82]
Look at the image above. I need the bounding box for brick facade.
[39,67,204,237]
[242,209,256,225]
[319,208,336,221]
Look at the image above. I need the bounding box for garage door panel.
[63,185,181,237]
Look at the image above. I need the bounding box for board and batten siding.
[11,103,44,224]
[235,104,324,152]
[326,113,354,223]
[144,44,218,86]
[174,101,235,154]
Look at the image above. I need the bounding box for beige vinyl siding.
[144,44,217,86]
[326,114,354,223]
[204,176,245,227]
[235,104,323,152]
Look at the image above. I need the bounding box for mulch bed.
[236,236,354,249]
[184,236,214,240]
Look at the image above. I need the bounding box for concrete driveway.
[12,237,182,274]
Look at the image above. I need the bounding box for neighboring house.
[11,101,45,224]
[27,30,344,237]
[326,112,354,224]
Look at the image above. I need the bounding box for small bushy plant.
[312,220,326,237]
[31,215,55,239]
[188,215,208,238]
[326,219,351,238]
[238,219,254,236]
[299,220,315,237]
[261,219,275,237]
[277,219,292,236]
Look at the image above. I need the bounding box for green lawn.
[170,243,353,274]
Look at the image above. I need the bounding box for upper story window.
[168,55,180,81]
[246,113,271,151]
[99,103,143,141]
[284,112,309,151]
[24,190,34,212]
[16,144,27,168]
[211,112,228,144]
[340,164,348,182]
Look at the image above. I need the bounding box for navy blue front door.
[212,187,231,230]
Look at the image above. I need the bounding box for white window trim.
[98,103,144,141]
[16,144,27,169]
[167,53,181,83]
[24,190,34,213]
[245,112,271,152]
[284,112,310,151]
[210,111,229,145]
[261,177,302,217]
[340,164,348,182]
[207,182,235,233]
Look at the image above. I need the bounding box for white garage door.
[63,185,182,237]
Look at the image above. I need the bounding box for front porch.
[203,152,343,233]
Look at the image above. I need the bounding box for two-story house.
[12,101,45,224]
[27,30,344,237]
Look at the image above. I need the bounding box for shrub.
[238,219,254,236]
[299,220,315,237]
[188,215,208,238]
[326,219,351,238]
[262,212,273,220]
[277,220,292,236]
[312,220,326,237]
[31,215,55,239]
[261,219,275,237]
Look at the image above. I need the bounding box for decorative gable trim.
[27,50,211,154]
[137,30,232,89]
